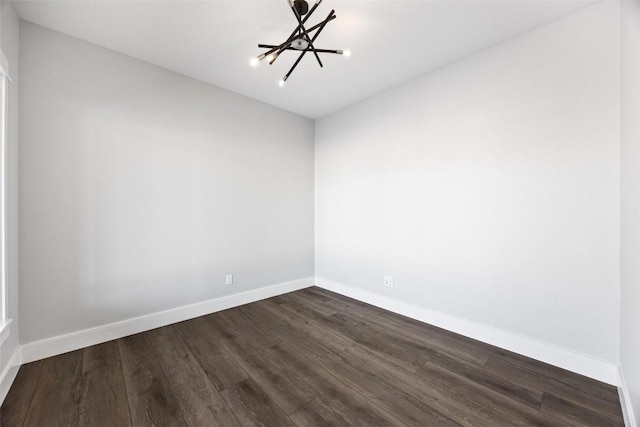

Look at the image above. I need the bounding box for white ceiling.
[14,0,595,118]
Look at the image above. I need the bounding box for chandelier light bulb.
[267,53,276,62]
[278,79,286,87]
[343,49,351,57]
[250,57,259,67]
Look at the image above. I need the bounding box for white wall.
[0,0,20,398]
[316,2,620,363]
[18,22,314,344]
[621,0,640,423]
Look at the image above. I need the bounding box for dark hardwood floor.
[1,287,624,426]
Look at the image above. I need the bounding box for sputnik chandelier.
[250,0,350,86]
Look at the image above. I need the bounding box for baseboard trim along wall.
[7,276,629,414]
[0,347,22,405]
[619,366,638,427]
[314,276,620,386]
[21,277,314,365]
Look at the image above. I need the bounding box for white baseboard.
[21,277,314,364]
[619,366,638,427]
[315,277,620,386]
[0,346,21,405]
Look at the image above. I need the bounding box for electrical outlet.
[384,276,393,288]
[226,274,233,285]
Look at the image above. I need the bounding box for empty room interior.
[0,0,639,425]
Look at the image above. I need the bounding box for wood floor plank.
[276,296,428,372]
[79,359,131,427]
[118,332,187,426]
[324,311,430,372]
[416,350,544,410]
[274,292,340,325]
[245,299,354,353]
[290,398,353,427]
[489,348,620,404]
[335,309,494,371]
[173,317,249,391]
[266,343,405,427]
[276,291,339,317]
[0,361,44,427]
[344,344,505,427]
[213,307,280,348]
[235,302,408,425]
[220,378,296,427]
[246,300,455,426]
[206,309,317,415]
[541,392,624,427]
[324,298,490,366]
[148,325,241,426]
[308,285,620,420]
[485,354,623,421]
[82,340,121,373]
[280,336,462,427]
[201,313,268,355]
[226,303,404,425]
[22,350,83,427]
[417,357,564,426]
[306,288,492,367]
[346,343,572,427]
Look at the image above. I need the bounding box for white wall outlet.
[226,274,233,285]
[384,276,394,288]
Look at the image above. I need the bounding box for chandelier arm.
[305,15,336,32]
[259,44,343,54]
[309,10,335,44]
[282,49,308,84]
[289,4,323,67]
[257,15,336,55]
[283,10,335,82]
[263,0,325,64]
